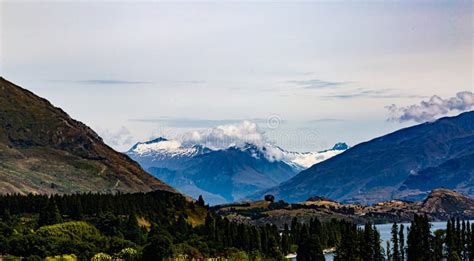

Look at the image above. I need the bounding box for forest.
[0,191,472,260]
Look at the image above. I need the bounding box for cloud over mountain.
[387,91,474,123]
[179,121,286,160]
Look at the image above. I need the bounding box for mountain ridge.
[127,137,347,205]
[250,111,474,204]
[0,77,175,194]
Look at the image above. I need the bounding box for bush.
[45,254,78,261]
[116,248,139,261]
[90,253,112,261]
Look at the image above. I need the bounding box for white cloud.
[97,126,134,147]
[387,91,474,123]
[182,121,267,149]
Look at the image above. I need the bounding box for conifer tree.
[391,222,400,261]
[386,241,392,261]
[125,214,144,244]
[197,195,205,207]
[142,225,173,261]
[297,234,325,261]
[2,209,12,225]
[38,199,63,227]
[433,229,444,260]
[373,225,384,261]
[362,223,375,260]
[447,218,456,255]
[281,223,291,255]
[399,224,405,261]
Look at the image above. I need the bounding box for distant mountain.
[251,111,474,204]
[0,77,175,194]
[277,142,349,169]
[127,138,347,205]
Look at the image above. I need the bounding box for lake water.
[323,220,472,261]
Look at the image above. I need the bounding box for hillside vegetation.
[0,77,174,194]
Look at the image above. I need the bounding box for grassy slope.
[0,77,175,194]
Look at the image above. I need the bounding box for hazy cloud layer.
[75,80,152,85]
[288,79,349,89]
[97,127,134,147]
[321,88,425,99]
[387,91,474,123]
[130,118,278,128]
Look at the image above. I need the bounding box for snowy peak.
[128,137,211,158]
[331,142,349,151]
[276,143,349,169]
[126,137,348,205]
[127,137,348,170]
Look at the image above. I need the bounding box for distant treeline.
[0,191,472,260]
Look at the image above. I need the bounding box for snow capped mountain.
[128,137,210,158]
[127,137,212,170]
[128,137,347,170]
[126,137,348,205]
[279,142,349,169]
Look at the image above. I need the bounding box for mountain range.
[251,111,474,204]
[127,138,347,205]
[1,77,472,208]
[0,77,174,194]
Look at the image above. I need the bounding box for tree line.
[1,191,473,260]
[0,191,347,260]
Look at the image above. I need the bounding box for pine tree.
[447,218,456,255]
[391,222,400,261]
[125,214,144,244]
[197,195,205,207]
[399,224,405,261]
[142,225,173,261]
[335,222,358,260]
[433,229,444,260]
[297,234,325,261]
[386,240,392,261]
[281,223,291,255]
[407,215,434,260]
[461,220,466,260]
[38,199,63,227]
[362,223,375,260]
[2,209,12,225]
[469,223,474,261]
[373,225,384,261]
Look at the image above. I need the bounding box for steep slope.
[252,111,474,204]
[0,77,175,194]
[397,153,474,201]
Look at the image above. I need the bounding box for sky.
[1,1,472,152]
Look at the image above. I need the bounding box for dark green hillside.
[0,190,377,260]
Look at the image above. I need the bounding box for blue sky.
[1,1,472,151]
